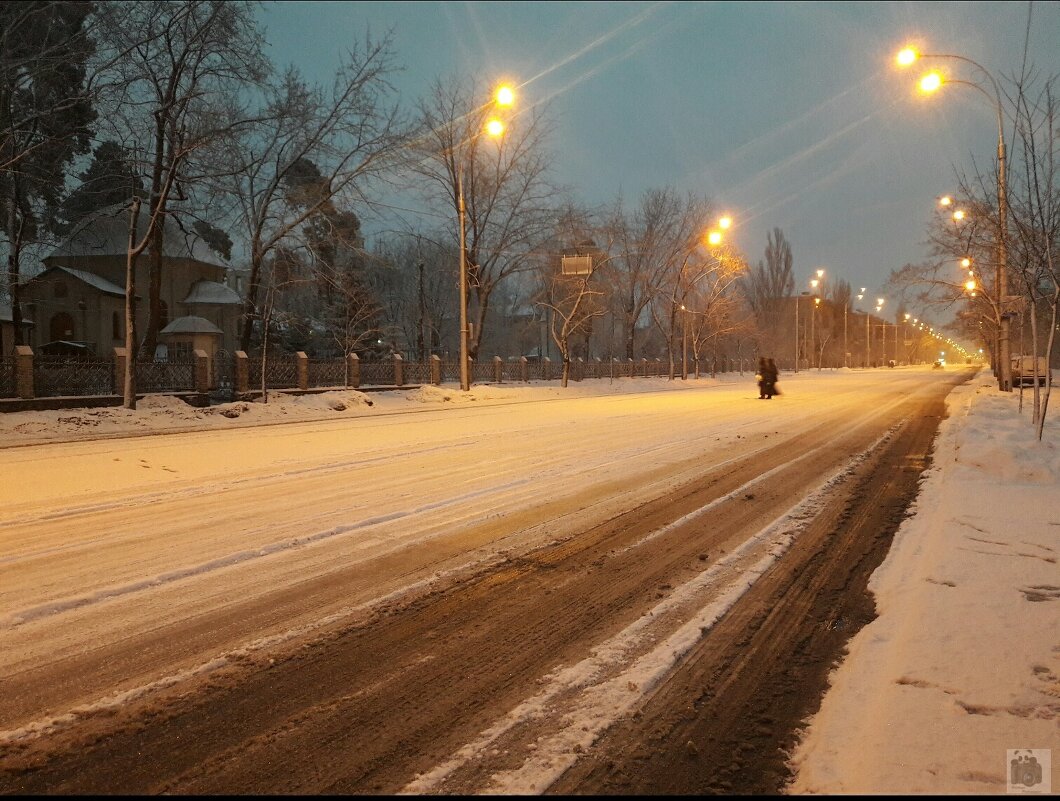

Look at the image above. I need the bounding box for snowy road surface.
[0,367,968,792]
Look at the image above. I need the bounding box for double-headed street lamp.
[456,84,515,391]
[898,45,1012,390]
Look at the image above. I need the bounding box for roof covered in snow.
[34,265,127,297]
[45,204,224,269]
[159,315,223,336]
[181,280,241,305]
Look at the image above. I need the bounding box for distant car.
[932,360,943,369]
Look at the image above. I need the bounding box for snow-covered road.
[0,367,971,792]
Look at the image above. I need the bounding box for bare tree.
[413,76,557,361]
[98,0,267,359]
[738,227,795,360]
[209,38,406,353]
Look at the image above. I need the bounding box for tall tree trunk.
[5,179,25,346]
[124,198,142,409]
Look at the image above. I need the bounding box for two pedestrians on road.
[757,357,780,399]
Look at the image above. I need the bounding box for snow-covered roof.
[0,302,33,325]
[38,265,126,297]
[181,279,241,305]
[159,315,223,335]
[45,203,224,268]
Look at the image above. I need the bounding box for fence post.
[493,356,503,383]
[15,345,34,399]
[393,352,404,387]
[347,353,360,388]
[542,356,551,380]
[234,351,249,395]
[193,349,210,393]
[295,351,309,390]
[430,354,441,385]
[110,346,126,397]
[640,357,648,378]
[519,356,528,382]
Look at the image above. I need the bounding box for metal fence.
[135,359,195,393]
[0,357,15,398]
[308,358,347,388]
[403,360,431,385]
[247,355,298,389]
[34,355,112,397]
[359,360,395,386]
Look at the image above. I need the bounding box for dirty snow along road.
[0,368,967,792]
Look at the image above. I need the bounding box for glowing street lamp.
[939,195,953,207]
[706,230,723,247]
[919,71,943,94]
[897,41,1013,390]
[952,209,966,222]
[961,257,971,268]
[456,82,517,391]
[718,215,733,230]
[495,85,515,106]
[896,46,918,67]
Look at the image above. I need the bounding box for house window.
[54,280,68,299]
[170,341,193,361]
[112,311,121,340]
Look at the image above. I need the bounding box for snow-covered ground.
[2,365,1056,793]
[790,370,1060,795]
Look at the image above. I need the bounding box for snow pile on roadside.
[789,371,1060,794]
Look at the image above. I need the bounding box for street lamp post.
[899,46,1011,391]
[456,85,514,392]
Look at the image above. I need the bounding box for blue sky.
[258,1,1060,316]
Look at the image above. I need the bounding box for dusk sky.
[258,1,1060,320]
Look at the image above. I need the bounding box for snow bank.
[789,371,1060,794]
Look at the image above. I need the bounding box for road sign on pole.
[561,255,592,276]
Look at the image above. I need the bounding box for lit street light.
[897,43,1012,391]
[456,84,516,391]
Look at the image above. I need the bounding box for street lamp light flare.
[495,85,515,106]
[718,215,732,230]
[816,268,825,278]
[485,118,505,137]
[707,230,722,246]
[961,257,971,267]
[939,195,953,207]
[896,47,918,67]
[952,209,966,222]
[877,298,885,306]
[919,71,943,93]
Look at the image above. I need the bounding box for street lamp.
[455,84,515,391]
[897,44,1012,390]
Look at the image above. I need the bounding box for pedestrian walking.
[766,358,781,398]
[756,357,769,399]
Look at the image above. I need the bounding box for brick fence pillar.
[393,353,403,387]
[111,346,126,396]
[234,351,249,394]
[296,351,309,390]
[519,356,528,382]
[430,354,441,385]
[193,349,210,393]
[15,345,34,399]
[347,353,360,388]
[493,356,503,383]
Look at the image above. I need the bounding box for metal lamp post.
[456,87,514,392]
[899,47,1011,390]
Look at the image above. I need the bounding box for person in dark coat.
[766,358,780,398]
[757,357,769,399]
